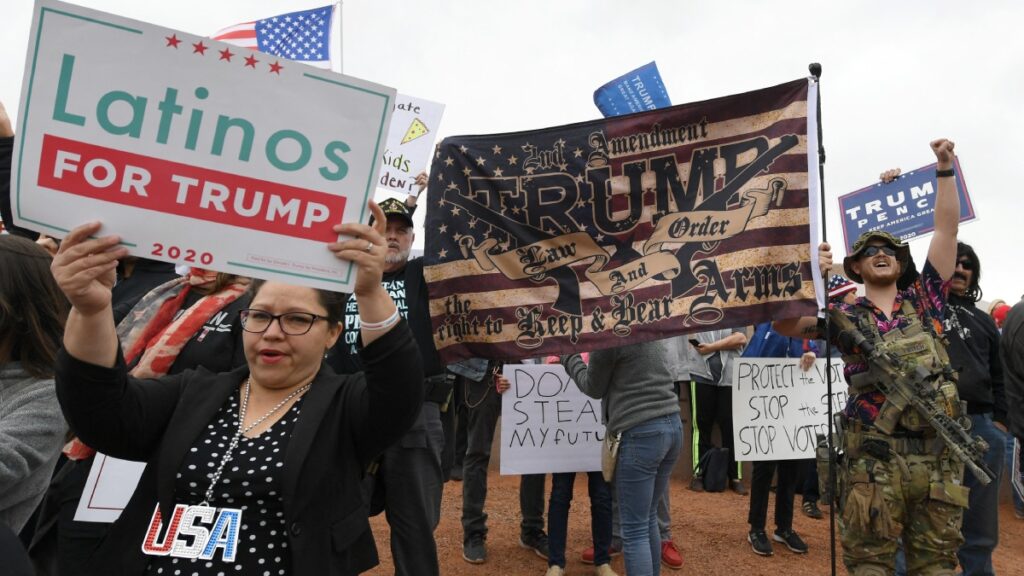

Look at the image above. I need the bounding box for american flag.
[211,5,334,69]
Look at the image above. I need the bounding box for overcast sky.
[3,0,1020,305]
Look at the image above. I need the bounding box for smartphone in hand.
[689,339,700,348]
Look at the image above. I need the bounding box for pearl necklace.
[200,378,311,506]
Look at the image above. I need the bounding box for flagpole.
[809,61,838,576]
[335,0,344,73]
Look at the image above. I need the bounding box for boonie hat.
[843,230,911,283]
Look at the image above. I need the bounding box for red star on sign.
[268,61,283,74]
[244,54,259,69]
[218,48,234,62]
[192,41,207,55]
[165,34,181,48]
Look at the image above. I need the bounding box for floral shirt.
[829,260,950,425]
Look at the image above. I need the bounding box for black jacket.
[1002,301,1024,439]
[0,136,39,239]
[55,321,424,576]
[945,294,1006,423]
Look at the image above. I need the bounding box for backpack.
[698,447,730,492]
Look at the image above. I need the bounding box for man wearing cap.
[327,197,449,576]
[775,138,966,576]
[943,241,1006,575]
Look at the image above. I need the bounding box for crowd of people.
[2,85,1023,576]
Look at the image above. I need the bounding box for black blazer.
[55,320,424,576]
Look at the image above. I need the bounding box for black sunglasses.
[956,258,974,271]
[860,245,896,258]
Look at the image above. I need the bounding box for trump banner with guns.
[423,78,824,363]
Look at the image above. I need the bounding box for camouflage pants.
[839,439,967,576]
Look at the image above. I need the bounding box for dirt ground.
[364,472,1024,576]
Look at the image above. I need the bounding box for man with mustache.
[943,241,1006,575]
[327,197,451,576]
[775,139,967,576]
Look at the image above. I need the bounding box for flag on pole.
[211,5,334,69]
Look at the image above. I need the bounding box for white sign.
[500,363,604,474]
[378,94,444,195]
[74,454,146,523]
[13,0,395,291]
[732,358,847,461]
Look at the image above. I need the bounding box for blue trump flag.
[593,61,672,117]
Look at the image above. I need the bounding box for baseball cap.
[376,197,414,228]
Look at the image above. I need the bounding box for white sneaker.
[594,564,619,576]
[545,566,565,576]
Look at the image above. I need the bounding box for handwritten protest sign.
[838,158,976,250]
[13,0,394,291]
[423,78,824,363]
[500,363,604,474]
[378,94,444,194]
[74,454,145,523]
[732,357,846,461]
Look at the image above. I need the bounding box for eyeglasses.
[956,259,974,271]
[239,309,328,335]
[860,245,896,258]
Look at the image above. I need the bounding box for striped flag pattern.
[423,78,820,363]
[211,5,334,69]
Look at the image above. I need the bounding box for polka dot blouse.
[145,391,304,576]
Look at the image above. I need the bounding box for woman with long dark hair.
[0,235,68,532]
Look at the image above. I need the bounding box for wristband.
[360,307,401,331]
[935,168,955,178]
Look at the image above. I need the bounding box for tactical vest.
[840,299,962,432]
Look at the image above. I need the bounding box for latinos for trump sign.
[838,158,976,250]
[423,78,823,362]
[12,0,394,291]
[732,358,846,461]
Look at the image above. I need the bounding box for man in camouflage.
[776,139,966,575]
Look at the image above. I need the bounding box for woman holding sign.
[49,201,424,576]
[561,340,682,576]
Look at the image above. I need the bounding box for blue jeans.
[547,471,613,568]
[616,414,682,576]
[957,413,1005,576]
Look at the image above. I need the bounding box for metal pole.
[809,61,837,576]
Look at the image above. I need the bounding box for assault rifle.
[829,309,994,485]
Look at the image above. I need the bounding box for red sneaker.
[661,540,683,570]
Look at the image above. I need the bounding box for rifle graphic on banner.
[424,78,823,362]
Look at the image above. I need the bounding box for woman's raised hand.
[328,200,389,298]
[51,222,128,317]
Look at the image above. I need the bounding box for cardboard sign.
[499,363,604,474]
[732,358,846,461]
[378,94,444,195]
[838,158,976,250]
[74,454,146,523]
[12,0,395,291]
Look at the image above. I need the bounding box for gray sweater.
[0,363,66,532]
[561,339,680,436]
